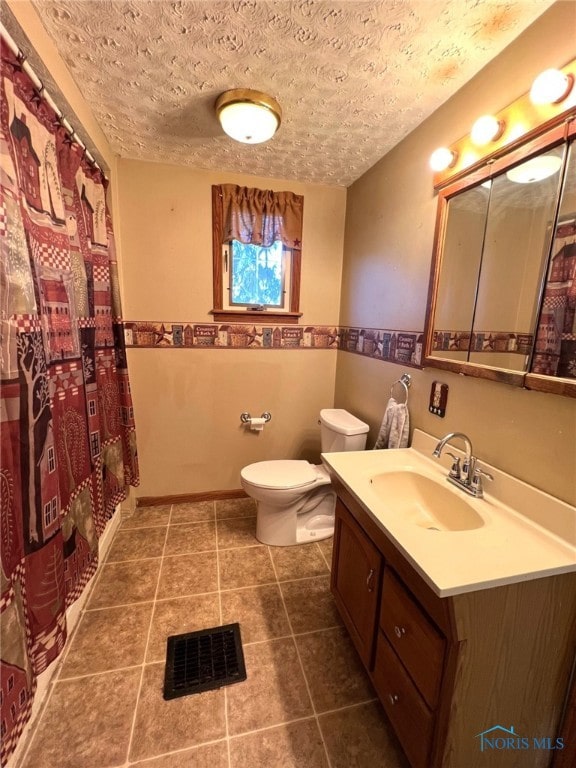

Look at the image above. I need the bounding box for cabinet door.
[331,498,382,667]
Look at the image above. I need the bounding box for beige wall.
[336,2,576,505]
[8,0,575,504]
[117,160,346,496]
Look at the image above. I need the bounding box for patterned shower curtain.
[0,39,139,762]
[531,219,576,378]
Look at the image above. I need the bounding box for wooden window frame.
[211,186,302,324]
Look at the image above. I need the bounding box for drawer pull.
[366,568,375,592]
[394,625,406,639]
[388,693,399,705]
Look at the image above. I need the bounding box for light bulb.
[530,69,573,105]
[429,147,456,172]
[470,115,503,146]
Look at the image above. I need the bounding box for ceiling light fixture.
[470,115,504,146]
[506,155,563,184]
[529,68,574,105]
[215,88,282,144]
[429,147,457,172]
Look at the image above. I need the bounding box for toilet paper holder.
[240,412,272,424]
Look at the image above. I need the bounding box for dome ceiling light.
[216,89,282,144]
[506,155,563,184]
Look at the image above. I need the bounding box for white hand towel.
[373,397,409,450]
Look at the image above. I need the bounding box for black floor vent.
[163,622,246,700]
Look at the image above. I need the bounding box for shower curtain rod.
[0,21,107,178]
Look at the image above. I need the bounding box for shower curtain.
[531,220,576,378]
[0,39,139,762]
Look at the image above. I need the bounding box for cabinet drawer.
[380,569,445,709]
[372,632,434,768]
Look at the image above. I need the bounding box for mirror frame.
[424,117,576,399]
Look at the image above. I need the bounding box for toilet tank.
[320,409,369,453]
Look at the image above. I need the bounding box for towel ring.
[390,373,411,405]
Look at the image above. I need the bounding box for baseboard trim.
[137,489,248,507]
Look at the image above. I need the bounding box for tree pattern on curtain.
[531,220,576,378]
[0,40,139,762]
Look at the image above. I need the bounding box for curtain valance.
[217,184,303,249]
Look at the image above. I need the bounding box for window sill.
[210,310,303,325]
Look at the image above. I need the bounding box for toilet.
[241,409,369,546]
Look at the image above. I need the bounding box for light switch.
[429,381,448,417]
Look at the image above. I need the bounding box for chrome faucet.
[432,432,493,498]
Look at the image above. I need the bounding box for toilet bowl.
[240,409,369,546]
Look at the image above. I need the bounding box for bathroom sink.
[369,471,485,531]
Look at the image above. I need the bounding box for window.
[90,432,100,458]
[47,446,55,473]
[88,399,97,417]
[222,240,293,311]
[212,184,303,324]
[43,498,58,529]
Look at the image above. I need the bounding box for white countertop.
[322,429,576,597]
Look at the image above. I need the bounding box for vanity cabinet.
[331,498,382,666]
[330,481,576,768]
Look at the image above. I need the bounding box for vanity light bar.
[430,57,576,189]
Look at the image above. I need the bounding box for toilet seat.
[241,460,327,490]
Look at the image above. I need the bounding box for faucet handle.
[445,452,461,480]
[471,466,494,497]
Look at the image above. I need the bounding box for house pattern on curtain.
[0,39,139,762]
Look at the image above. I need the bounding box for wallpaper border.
[123,321,424,367]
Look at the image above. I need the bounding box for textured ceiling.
[30,0,554,187]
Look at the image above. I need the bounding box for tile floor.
[16,499,409,768]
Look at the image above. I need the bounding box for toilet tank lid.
[320,409,369,436]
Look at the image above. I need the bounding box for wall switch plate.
[429,381,448,417]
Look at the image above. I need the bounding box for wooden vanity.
[330,479,576,768]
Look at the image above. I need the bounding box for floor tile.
[217,517,258,549]
[280,576,342,634]
[295,627,375,712]
[21,668,141,768]
[129,662,226,762]
[229,719,329,768]
[270,543,330,581]
[218,546,276,590]
[170,500,215,524]
[163,521,216,556]
[215,497,257,519]
[60,603,153,678]
[146,594,221,662]
[226,638,313,735]
[107,526,167,562]
[121,505,171,529]
[157,552,218,599]
[128,741,229,767]
[317,538,334,571]
[87,558,161,609]
[319,701,410,768]
[220,584,290,644]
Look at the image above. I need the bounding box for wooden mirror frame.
[423,117,576,398]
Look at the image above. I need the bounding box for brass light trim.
[215,89,282,143]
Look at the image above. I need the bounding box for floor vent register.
[163,622,247,700]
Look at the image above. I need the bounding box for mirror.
[425,120,576,397]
